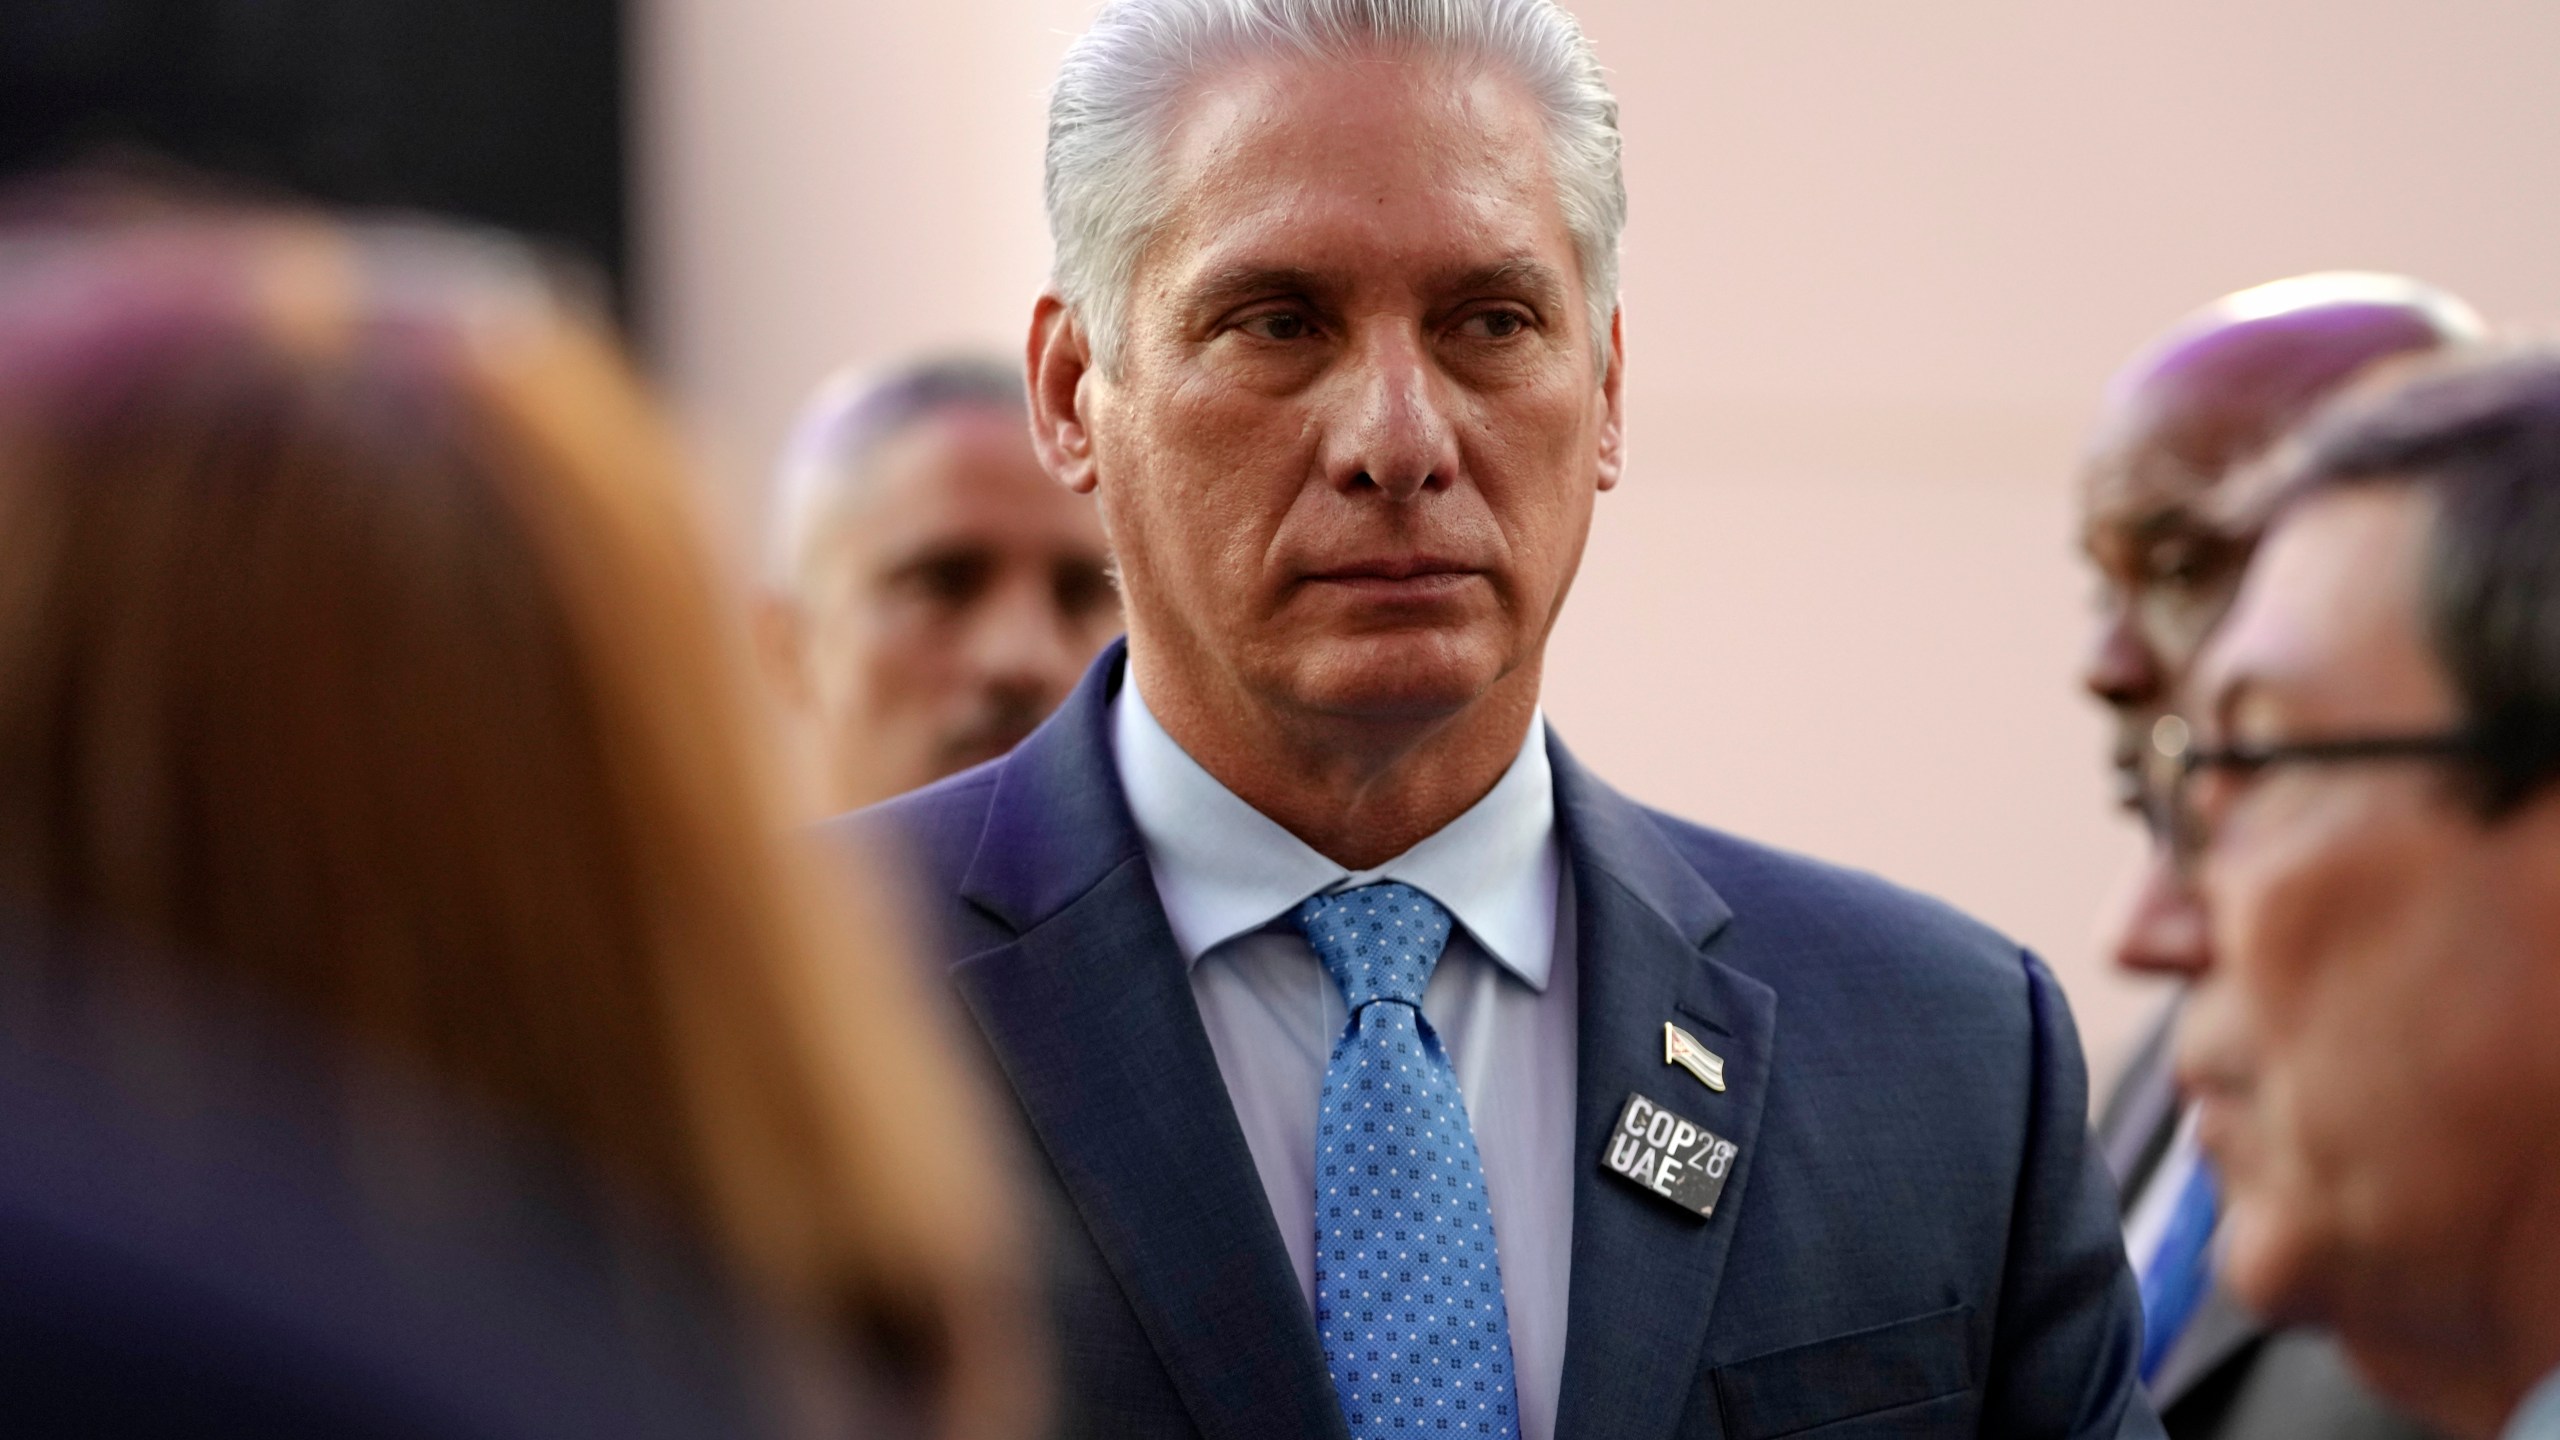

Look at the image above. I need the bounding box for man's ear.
[1595,305,1627,492]
[1028,293,1101,494]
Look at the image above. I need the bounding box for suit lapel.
[1549,741,1777,1440]
[954,646,1347,1440]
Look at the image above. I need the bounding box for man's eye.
[2142,536,2233,589]
[893,555,991,610]
[1456,309,1530,340]
[1240,311,1314,341]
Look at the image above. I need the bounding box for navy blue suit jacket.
[844,645,2157,1440]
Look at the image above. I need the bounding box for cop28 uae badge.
[1602,1091,1738,1220]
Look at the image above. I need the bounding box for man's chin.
[1276,630,1515,722]
[2210,1152,2346,1331]
[2215,1196,2302,1319]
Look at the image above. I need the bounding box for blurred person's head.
[1026,0,1625,860]
[2079,273,2482,976]
[759,357,1117,814]
[2169,347,2560,1438]
[0,216,1036,1440]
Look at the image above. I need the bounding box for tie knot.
[1293,881,1453,1011]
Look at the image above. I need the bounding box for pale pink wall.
[639,0,2560,1089]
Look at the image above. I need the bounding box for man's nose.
[2104,849,2214,978]
[965,570,1086,695]
[2083,608,2164,709]
[1319,327,1459,501]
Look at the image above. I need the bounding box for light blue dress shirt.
[1111,680,1578,1440]
[2506,1370,2560,1440]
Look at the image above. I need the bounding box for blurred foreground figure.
[2173,348,2560,1440]
[2079,273,2478,1439]
[850,2,2156,1438]
[0,216,1037,1440]
[0,915,833,1439]
[760,357,1119,813]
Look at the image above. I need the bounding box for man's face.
[2080,411,2256,980]
[1072,49,1621,730]
[2080,432,2255,807]
[2178,486,2560,1384]
[785,407,1119,809]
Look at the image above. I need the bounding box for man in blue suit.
[845,2,2154,1437]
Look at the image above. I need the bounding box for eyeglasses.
[2139,713,2482,874]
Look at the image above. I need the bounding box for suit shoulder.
[814,759,1004,892]
[1635,804,2030,989]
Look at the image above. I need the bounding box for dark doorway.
[0,0,628,313]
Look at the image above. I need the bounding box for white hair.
[1045,0,1625,374]
[764,354,1026,592]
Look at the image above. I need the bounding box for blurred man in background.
[2078,273,2481,1439]
[2172,347,2560,1440]
[759,356,1121,814]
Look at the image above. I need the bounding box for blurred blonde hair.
[0,214,1037,1440]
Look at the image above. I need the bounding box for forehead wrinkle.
[1149,50,1561,252]
[2082,433,2225,540]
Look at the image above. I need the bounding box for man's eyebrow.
[1179,264,1325,311]
[1445,257,1569,306]
[1176,257,1572,312]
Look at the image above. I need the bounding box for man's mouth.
[1301,556,1482,595]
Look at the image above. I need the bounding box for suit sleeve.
[1983,951,2166,1440]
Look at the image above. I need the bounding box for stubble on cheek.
[1092,373,1301,680]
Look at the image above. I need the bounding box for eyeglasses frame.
[2139,714,2483,875]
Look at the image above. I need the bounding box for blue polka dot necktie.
[1295,881,1520,1440]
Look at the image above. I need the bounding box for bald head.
[2078,273,2483,978]
[2082,274,2483,777]
[2090,274,2487,511]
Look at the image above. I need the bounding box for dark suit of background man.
[2076,273,2481,1440]
[845,2,2155,1437]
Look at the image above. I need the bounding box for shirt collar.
[2504,1369,2560,1440]
[1111,676,1559,990]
